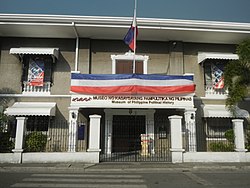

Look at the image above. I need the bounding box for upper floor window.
[9,47,59,95]
[111,52,149,74]
[198,52,238,98]
[203,60,229,98]
[204,60,226,90]
[116,60,143,74]
[22,55,53,85]
[22,55,53,95]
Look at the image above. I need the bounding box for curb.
[1,164,250,173]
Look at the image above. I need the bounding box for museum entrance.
[112,115,146,153]
[101,111,172,162]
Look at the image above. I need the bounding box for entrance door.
[112,115,145,153]
[100,113,171,162]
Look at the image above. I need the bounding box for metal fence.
[100,115,171,162]
[4,115,250,154]
[187,119,235,152]
[24,119,87,152]
[0,120,16,153]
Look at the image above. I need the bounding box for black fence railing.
[187,122,235,152]
[0,132,15,153]
[101,116,171,162]
[0,120,16,153]
[3,116,249,154]
[24,120,87,152]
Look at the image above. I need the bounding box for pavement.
[1,162,250,173]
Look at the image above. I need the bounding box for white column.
[184,108,197,152]
[12,117,27,153]
[146,110,155,154]
[232,119,247,152]
[169,115,184,163]
[104,109,112,154]
[68,107,79,152]
[88,114,101,152]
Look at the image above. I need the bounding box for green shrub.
[209,129,235,152]
[25,132,47,152]
[246,129,250,151]
[246,144,250,151]
[225,129,234,144]
[209,142,234,152]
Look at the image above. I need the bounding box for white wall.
[184,152,250,163]
[0,152,99,164]
[1,152,250,163]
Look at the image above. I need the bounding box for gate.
[100,115,171,162]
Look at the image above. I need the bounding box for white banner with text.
[71,95,194,109]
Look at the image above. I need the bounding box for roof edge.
[1,13,250,31]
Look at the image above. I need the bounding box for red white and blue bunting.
[71,73,195,95]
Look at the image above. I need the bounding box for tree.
[224,39,250,113]
[0,88,16,152]
[224,41,250,151]
[0,88,15,132]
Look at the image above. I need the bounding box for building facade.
[0,14,250,163]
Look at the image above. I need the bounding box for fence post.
[169,115,184,163]
[68,107,79,152]
[12,117,27,153]
[12,117,27,163]
[232,119,247,152]
[88,114,101,153]
[146,110,156,154]
[184,108,197,152]
[104,110,112,154]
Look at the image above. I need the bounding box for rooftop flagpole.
[123,0,138,73]
[132,0,137,74]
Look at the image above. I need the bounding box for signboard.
[71,95,194,109]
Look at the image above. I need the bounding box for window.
[21,55,53,94]
[111,52,149,74]
[26,116,51,132]
[116,60,143,74]
[204,60,227,89]
[206,118,232,138]
[22,55,53,84]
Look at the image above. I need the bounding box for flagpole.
[132,0,137,74]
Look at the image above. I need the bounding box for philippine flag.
[212,64,224,89]
[28,59,45,86]
[71,73,195,95]
[124,15,138,51]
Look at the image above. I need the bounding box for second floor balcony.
[205,85,228,99]
[22,81,51,95]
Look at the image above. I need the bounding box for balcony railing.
[22,81,51,95]
[205,85,228,98]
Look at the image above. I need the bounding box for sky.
[0,0,250,23]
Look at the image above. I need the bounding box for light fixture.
[190,113,194,120]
